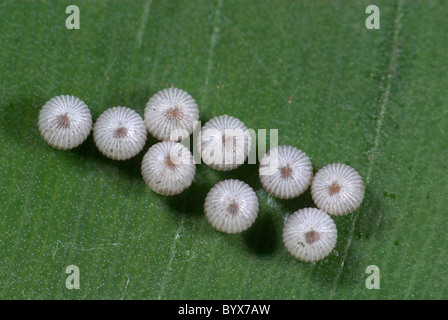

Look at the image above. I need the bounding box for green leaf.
[0,0,446,299]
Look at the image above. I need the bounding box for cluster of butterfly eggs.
[38,89,365,263]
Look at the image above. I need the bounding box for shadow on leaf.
[309,186,385,287]
[243,209,280,255]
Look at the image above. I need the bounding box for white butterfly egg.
[282,208,337,262]
[259,145,313,199]
[204,179,259,233]
[141,141,196,195]
[38,95,92,150]
[198,115,251,171]
[144,87,199,141]
[311,163,365,216]
[93,106,147,160]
